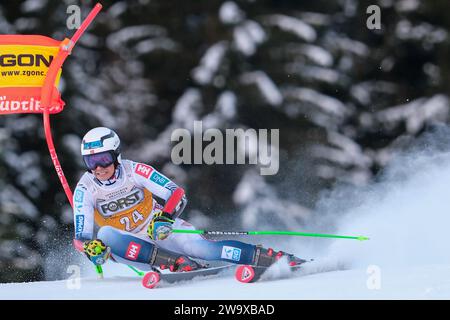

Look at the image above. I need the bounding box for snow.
[72,97,118,128]
[297,12,331,27]
[233,27,255,56]
[376,95,449,134]
[326,34,370,57]
[263,14,316,42]
[130,125,176,162]
[14,17,40,32]
[298,45,334,67]
[1,262,450,299]
[379,0,394,8]
[215,91,237,120]
[106,25,168,56]
[107,2,128,18]
[290,65,341,84]
[201,91,238,128]
[342,0,358,17]
[134,38,178,55]
[311,131,373,169]
[285,87,350,118]
[315,164,372,186]
[395,0,421,12]
[219,1,245,25]
[233,21,266,56]
[192,42,228,85]
[21,0,47,13]
[242,21,266,45]
[0,185,39,219]
[423,63,441,84]
[350,81,397,106]
[172,88,202,128]
[315,132,450,269]
[240,71,283,106]
[233,170,311,229]
[396,20,448,44]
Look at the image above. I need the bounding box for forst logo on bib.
[100,190,141,214]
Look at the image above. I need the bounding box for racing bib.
[94,189,154,232]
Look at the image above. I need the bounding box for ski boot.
[252,245,306,268]
[235,245,306,283]
[143,247,206,289]
[149,246,204,272]
[167,256,203,272]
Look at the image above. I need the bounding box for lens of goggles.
[83,151,115,170]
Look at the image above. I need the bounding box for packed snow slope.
[1,261,450,299]
[3,127,450,299]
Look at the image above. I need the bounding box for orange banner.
[0,35,65,114]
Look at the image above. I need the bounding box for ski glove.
[148,211,175,241]
[83,239,111,266]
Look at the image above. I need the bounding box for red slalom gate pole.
[70,3,103,45]
[41,3,103,275]
[42,3,102,206]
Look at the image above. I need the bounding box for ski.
[235,259,312,284]
[142,264,234,289]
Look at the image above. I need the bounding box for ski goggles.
[83,151,116,171]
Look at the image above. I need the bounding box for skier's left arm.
[131,162,187,240]
[131,161,187,218]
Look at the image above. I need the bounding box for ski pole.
[92,244,105,279]
[172,229,370,241]
[95,265,104,279]
[127,265,145,277]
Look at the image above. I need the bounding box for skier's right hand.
[83,239,111,266]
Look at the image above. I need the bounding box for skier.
[73,127,304,272]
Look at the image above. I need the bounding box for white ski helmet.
[81,127,122,170]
